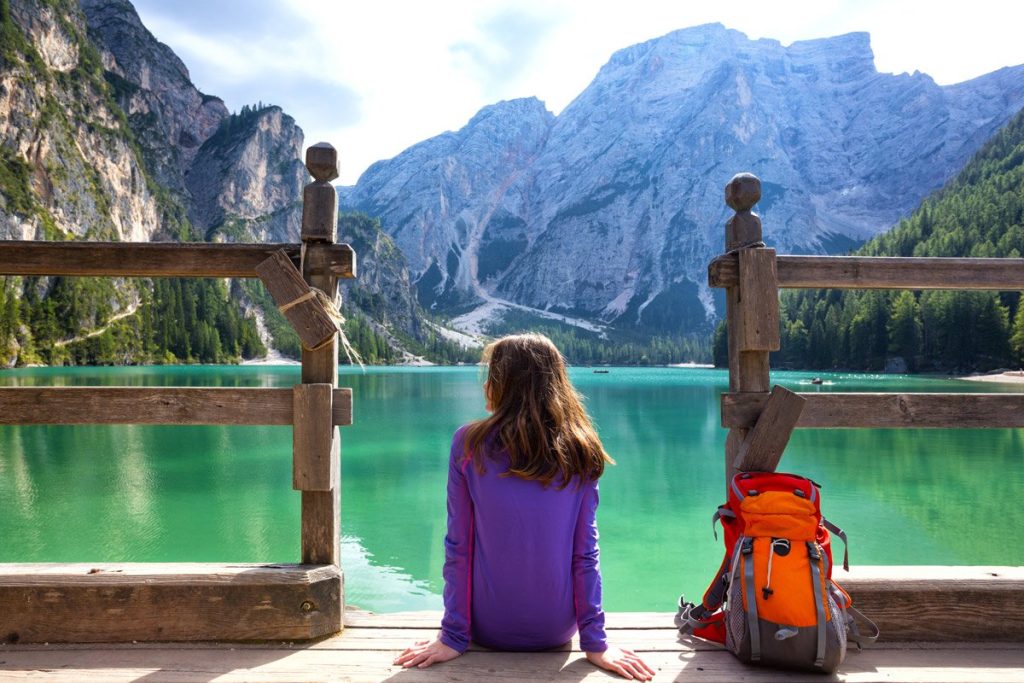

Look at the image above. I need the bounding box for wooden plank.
[734,385,805,472]
[1,639,1022,682]
[0,242,354,279]
[842,566,1024,642]
[737,248,780,352]
[19,628,1019,653]
[256,250,339,352]
[293,384,336,491]
[342,611,679,630]
[299,143,343,574]
[0,564,341,642]
[0,387,352,426]
[710,254,1024,291]
[722,392,1024,429]
[5,560,1008,647]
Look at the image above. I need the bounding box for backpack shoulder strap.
[823,517,850,571]
[846,605,880,647]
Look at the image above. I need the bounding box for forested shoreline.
[714,108,1024,373]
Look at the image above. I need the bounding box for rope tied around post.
[299,242,362,364]
[255,247,363,365]
[303,287,363,365]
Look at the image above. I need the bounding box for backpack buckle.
[741,538,754,555]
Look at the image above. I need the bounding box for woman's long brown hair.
[463,333,613,487]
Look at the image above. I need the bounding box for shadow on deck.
[1,611,1022,682]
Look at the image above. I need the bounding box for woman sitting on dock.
[394,333,655,680]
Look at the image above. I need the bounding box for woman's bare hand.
[393,638,462,669]
[586,646,656,680]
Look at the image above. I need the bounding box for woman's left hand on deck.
[393,638,462,668]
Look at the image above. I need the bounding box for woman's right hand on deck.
[586,646,656,680]
[393,638,462,669]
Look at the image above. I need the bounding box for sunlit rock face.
[81,0,306,242]
[341,24,1024,333]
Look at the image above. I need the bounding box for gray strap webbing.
[823,518,850,571]
[742,539,760,662]
[807,542,827,668]
[676,598,705,633]
[846,605,880,646]
[712,507,736,540]
[703,565,728,613]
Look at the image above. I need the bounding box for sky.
[130,0,1024,185]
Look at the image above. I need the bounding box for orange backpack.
[676,471,877,673]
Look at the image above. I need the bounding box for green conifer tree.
[887,291,923,370]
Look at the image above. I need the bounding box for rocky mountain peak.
[187,104,306,243]
[81,0,228,194]
[80,0,191,87]
[343,25,1024,339]
[466,96,553,129]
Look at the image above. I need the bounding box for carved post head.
[724,172,763,251]
[305,142,339,183]
[302,143,339,242]
[725,173,760,212]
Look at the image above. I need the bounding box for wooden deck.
[1,611,1021,682]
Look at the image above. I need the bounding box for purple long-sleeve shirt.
[439,425,608,654]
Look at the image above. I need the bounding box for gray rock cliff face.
[80,0,227,195]
[341,24,1024,334]
[1,0,163,241]
[185,107,306,243]
[341,97,554,309]
[1,0,305,244]
[80,0,304,241]
[338,212,423,343]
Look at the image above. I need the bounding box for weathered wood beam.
[339,569,1024,643]
[842,566,1024,642]
[733,385,805,472]
[722,392,1024,429]
[0,387,352,426]
[709,254,1024,290]
[256,250,339,352]
[0,242,355,279]
[299,143,343,576]
[0,563,341,642]
[293,383,336,491]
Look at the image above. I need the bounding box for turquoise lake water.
[1,365,1022,612]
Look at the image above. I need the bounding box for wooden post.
[722,173,777,489]
[733,385,805,472]
[293,383,337,491]
[298,144,342,582]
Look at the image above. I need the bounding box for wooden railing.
[0,143,355,643]
[710,173,1024,641]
